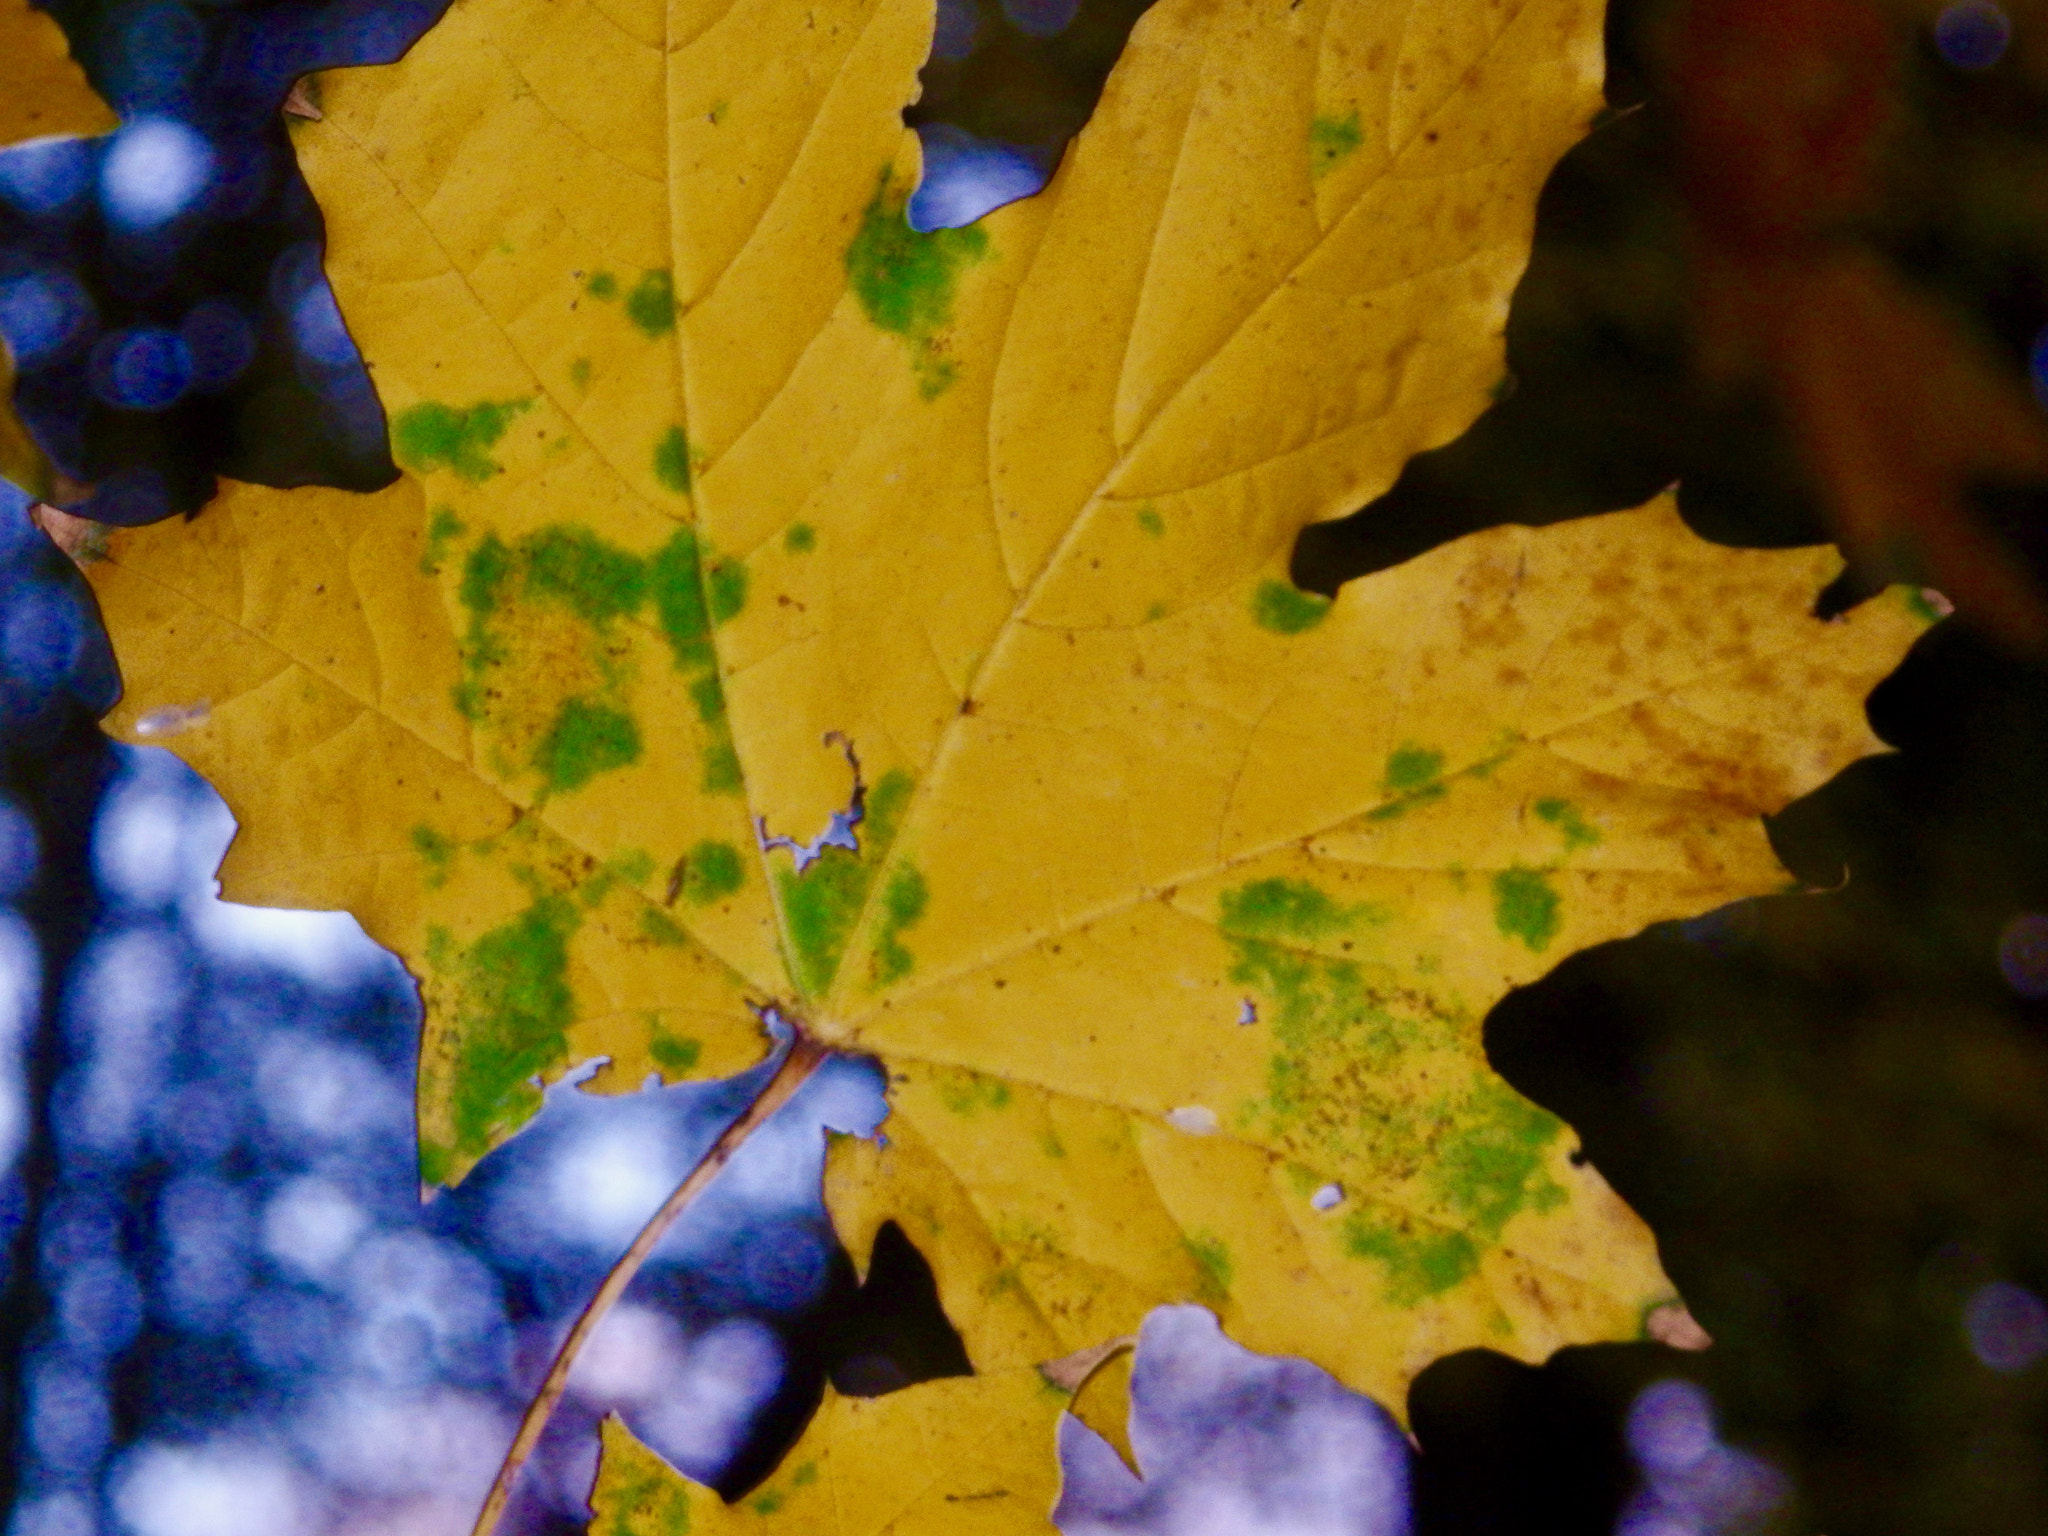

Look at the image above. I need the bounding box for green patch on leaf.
[680,839,744,905]
[625,269,678,338]
[1251,578,1331,634]
[650,1029,703,1076]
[392,398,532,481]
[1342,1213,1478,1305]
[638,529,746,792]
[1434,1074,1569,1234]
[418,1139,454,1191]
[1384,744,1445,794]
[1225,882,1565,1269]
[534,696,641,794]
[523,525,648,623]
[784,521,817,554]
[452,522,691,769]
[436,893,580,1166]
[653,426,693,494]
[651,529,713,668]
[936,1067,1013,1116]
[452,534,515,719]
[1367,742,1451,820]
[870,862,928,987]
[585,270,618,300]
[602,1458,689,1536]
[568,357,592,392]
[707,557,748,623]
[689,674,727,725]
[1136,505,1164,537]
[420,506,466,574]
[412,824,455,887]
[599,847,655,889]
[639,907,687,946]
[1310,110,1363,176]
[702,741,744,795]
[1184,1232,1233,1303]
[1493,866,1560,951]
[1904,586,1950,624]
[1534,796,1600,852]
[1218,877,1379,945]
[845,168,988,397]
[459,533,516,624]
[776,768,915,996]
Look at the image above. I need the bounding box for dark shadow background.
[1296,2,2048,1533]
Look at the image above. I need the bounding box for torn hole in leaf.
[757,731,865,874]
[820,1219,973,1398]
[903,0,1160,230]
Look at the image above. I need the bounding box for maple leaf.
[75,0,1926,1524]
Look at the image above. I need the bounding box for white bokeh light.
[629,1318,786,1481]
[93,751,232,909]
[296,1385,508,1500]
[569,1303,690,1405]
[189,902,383,990]
[544,1122,684,1250]
[113,1438,317,1536]
[0,914,40,1174]
[99,118,215,229]
[66,927,184,1152]
[255,1034,406,1148]
[261,1177,371,1282]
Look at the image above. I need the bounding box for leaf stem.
[469,1028,831,1536]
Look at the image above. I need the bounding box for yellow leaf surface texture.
[79,0,1927,1523]
[0,0,114,149]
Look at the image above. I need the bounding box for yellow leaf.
[592,1369,1067,1534]
[80,0,1928,1520]
[0,0,113,496]
[0,0,114,148]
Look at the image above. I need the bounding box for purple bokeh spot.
[1935,2,2013,70]
[1964,1281,2048,1373]
[1626,1378,1716,1475]
[1996,912,2048,998]
[180,300,257,393]
[932,0,981,59]
[1620,1378,1789,1536]
[1002,0,1079,37]
[89,326,192,411]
